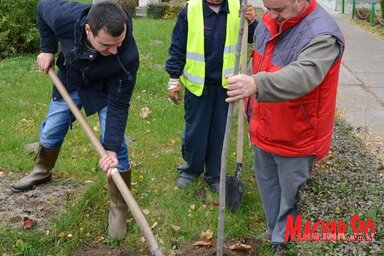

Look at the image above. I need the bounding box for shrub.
[117,0,137,18]
[147,2,168,19]
[0,0,39,59]
[162,0,185,19]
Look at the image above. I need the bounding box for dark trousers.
[179,85,229,184]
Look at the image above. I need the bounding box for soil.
[176,238,260,256]
[1,173,262,256]
[73,243,132,256]
[0,172,84,230]
[72,238,260,256]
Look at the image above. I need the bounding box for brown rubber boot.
[11,144,60,192]
[108,171,131,239]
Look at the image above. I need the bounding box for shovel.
[225,20,248,213]
[225,101,245,213]
[217,0,248,255]
[48,69,163,256]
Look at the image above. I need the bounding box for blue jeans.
[39,91,129,171]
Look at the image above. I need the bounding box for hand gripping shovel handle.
[48,69,163,256]
[217,0,248,255]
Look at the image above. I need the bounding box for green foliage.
[0,0,40,59]
[162,0,185,19]
[147,1,184,20]
[147,2,168,19]
[381,0,384,19]
[117,0,137,18]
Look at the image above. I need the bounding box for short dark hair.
[86,1,126,37]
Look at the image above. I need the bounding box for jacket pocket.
[266,102,316,148]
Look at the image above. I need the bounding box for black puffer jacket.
[37,0,139,152]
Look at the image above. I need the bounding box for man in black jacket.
[11,0,139,239]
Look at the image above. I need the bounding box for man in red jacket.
[226,0,344,254]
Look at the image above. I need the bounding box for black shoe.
[208,181,219,193]
[176,173,197,188]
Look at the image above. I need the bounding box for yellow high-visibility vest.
[180,0,240,96]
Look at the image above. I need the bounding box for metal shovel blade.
[225,175,244,213]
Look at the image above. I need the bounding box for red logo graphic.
[285,214,375,242]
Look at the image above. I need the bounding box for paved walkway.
[326,8,384,161]
[249,0,384,161]
[252,0,384,161]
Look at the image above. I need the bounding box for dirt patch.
[174,238,260,256]
[0,172,85,230]
[72,238,260,256]
[73,243,132,256]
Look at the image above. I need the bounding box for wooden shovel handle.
[47,69,163,256]
[236,22,248,165]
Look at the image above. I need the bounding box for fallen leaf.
[229,242,252,251]
[21,216,36,229]
[142,209,150,215]
[140,236,146,243]
[151,222,158,229]
[171,224,180,232]
[200,229,213,240]
[190,204,196,210]
[193,240,212,247]
[140,107,151,119]
[199,204,207,210]
[15,239,24,248]
[0,171,3,177]
[58,231,66,238]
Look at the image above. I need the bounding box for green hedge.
[0,0,40,59]
[117,0,137,17]
[147,0,185,19]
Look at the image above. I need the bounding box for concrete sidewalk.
[327,10,384,161]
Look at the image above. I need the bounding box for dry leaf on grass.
[151,221,158,229]
[171,224,180,231]
[142,209,150,215]
[200,229,213,240]
[21,216,36,229]
[193,240,212,247]
[229,242,252,251]
[140,107,151,119]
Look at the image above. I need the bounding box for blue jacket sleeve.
[37,0,60,53]
[165,7,188,79]
[37,0,85,53]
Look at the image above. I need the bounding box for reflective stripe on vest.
[180,0,240,96]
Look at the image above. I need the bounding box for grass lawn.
[0,18,268,255]
[0,14,383,256]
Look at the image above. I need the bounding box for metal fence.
[318,0,383,26]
